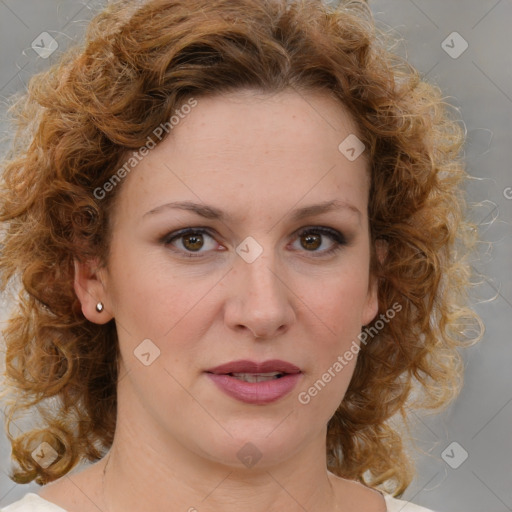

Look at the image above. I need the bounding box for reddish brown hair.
[0,0,482,494]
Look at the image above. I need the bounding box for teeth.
[230,372,283,383]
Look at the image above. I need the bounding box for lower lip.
[206,373,302,404]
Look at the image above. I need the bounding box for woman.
[0,0,482,511]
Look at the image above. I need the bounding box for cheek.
[304,264,371,337]
[296,271,369,413]
[107,239,222,354]
[106,240,173,336]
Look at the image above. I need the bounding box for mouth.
[205,360,302,404]
[224,372,286,383]
[205,359,302,376]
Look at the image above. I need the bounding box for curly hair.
[0,0,482,495]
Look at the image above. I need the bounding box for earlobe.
[73,258,113,324]
[362,274,379,326]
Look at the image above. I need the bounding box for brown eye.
[291,227,347,257]
[182,233,204,252]
[162,228,218,257]
[162,226,346,259]
[300,232,322,251]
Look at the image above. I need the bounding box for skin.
[39,89,386,512]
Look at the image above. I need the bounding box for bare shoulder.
[328,472,387,512]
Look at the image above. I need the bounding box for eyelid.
[161,225,348,258]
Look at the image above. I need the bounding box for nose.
[223,249,296,340]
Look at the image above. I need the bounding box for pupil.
[302,233,320,250]
[184,234,203,251]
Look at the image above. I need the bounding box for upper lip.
[206,359,301,375]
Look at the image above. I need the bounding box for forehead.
[172,89,362,154]
[114,89,369,223]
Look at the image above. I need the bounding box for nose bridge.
[238,241,284,307]
[247,252,281,296]
[226,235,295,338]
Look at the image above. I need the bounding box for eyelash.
[161,226,347,259]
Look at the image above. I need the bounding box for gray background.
[0,1,511,511]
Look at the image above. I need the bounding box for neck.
[100,421,339,512]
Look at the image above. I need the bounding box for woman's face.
[77,89,379,470]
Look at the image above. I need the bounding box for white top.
[1,492,437,511]
[384,494,437,511]
[1,494,67,512]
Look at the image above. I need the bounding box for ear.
[361,238,388,326]
[73,258,113,324]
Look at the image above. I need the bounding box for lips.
[205,359,302,404]
[206,359,301,375]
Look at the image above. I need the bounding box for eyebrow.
[144,199,362,223]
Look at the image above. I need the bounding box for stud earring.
[96,302,104,312]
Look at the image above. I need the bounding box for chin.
[193,422,309,469]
